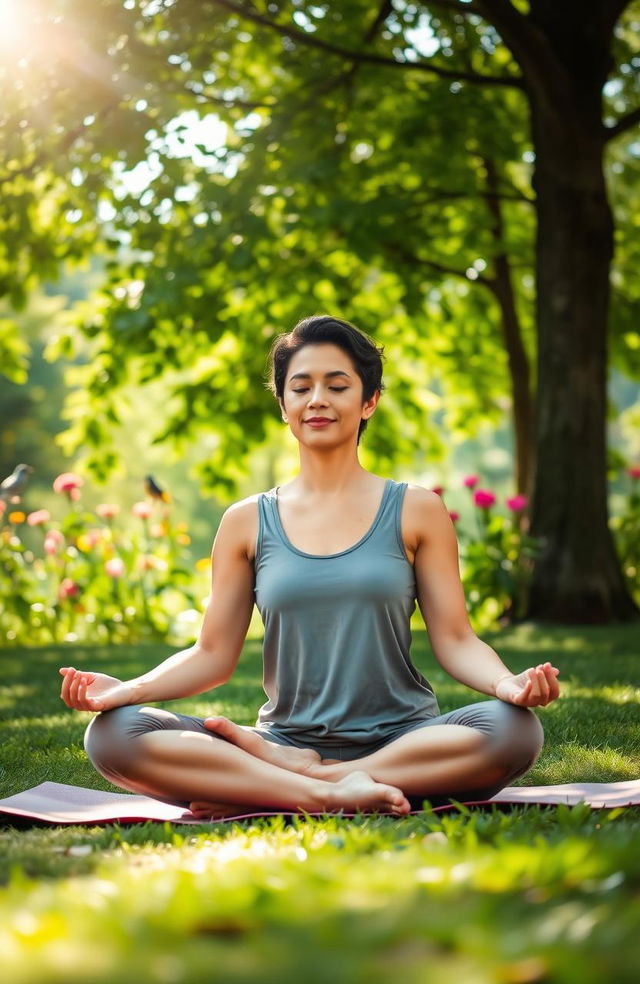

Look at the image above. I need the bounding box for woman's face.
[280,343,379,447]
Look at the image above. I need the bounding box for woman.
[60,315,559,818]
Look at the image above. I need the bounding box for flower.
[8,511,25,524]
[431,486,445,497]
[473,489,496,509]
[628,466,640,480]
[44,529,65,554]
[59,578,80,600]
[27,509,50,526]
[463,475,479,489]
[132,501,153,520]
[53,472,84,495]
[448,511,460,523]
[150,522,167,538]
[96,503,120,520]
[0,501,5,517]
[506,494,528,512]
[105,557,126,578]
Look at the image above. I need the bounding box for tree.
[1,0,638,621]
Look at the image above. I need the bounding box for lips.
[304,417,334,426]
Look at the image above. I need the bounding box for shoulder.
[214,492,265,561]
[401,484,454,546]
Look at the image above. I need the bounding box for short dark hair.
[268,315,385,441]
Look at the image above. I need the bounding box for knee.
[490,702,544,777]
[84,705,148,781]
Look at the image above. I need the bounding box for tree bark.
[482,157,534,496]
[521,2,638,621]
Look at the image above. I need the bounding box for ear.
[279,398,288,423]
[361,390,380,421]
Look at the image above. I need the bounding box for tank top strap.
[373,479,408,557]
[256,488,280,561]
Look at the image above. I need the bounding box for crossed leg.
[200,700,544,810]
[84,706,411,817]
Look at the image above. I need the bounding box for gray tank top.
[254,479,439,748]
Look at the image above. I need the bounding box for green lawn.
[1,624,639,983]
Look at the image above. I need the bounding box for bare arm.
[407,487,559,706]
[60,501,256,710]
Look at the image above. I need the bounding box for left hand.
[495,662,560,707]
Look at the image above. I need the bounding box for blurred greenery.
[1,623,640,982]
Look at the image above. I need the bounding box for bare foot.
[326,771,411,815]
[203,716,322,775]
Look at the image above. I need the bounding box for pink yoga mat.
[1,780,639,825]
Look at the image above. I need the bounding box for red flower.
[59,578,80,600]
[431,486,445,497]
[463,475,479,489]
[449,510,460,523]
[473,489,496,509]
[628,466,640,480]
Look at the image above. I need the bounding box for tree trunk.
[522,4,638,621]
[482,157,534,496]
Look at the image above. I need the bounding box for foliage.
[1,1,638,494]
[0,476,206,646]
[610,467,640,601]
[1,624,640,982]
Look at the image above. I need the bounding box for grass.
[1,623,639,983]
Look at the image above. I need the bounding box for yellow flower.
[177,533,191,546]
[195,557,211,573]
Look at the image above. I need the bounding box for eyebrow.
[289,370,352,381]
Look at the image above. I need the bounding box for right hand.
[59,667,134,712]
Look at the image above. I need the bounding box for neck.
[294,444,369,495]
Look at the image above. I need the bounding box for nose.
[307,385,329,408]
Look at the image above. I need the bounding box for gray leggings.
[84,700,544,811]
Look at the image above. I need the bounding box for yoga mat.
[1,779,639,825]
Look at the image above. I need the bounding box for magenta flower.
[463,475,479,489]
[449,510,460,523]
[27,509,50,526]
[506,495,528,512]
[53,472,84,496]
[96,503,120,520]
[628,466,640,480]
[473,489,496,509]
[105,557,126,578]
[431,486,445,497]
[132,501,153,520]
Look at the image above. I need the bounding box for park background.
[1,2,640,983]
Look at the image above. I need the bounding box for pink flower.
[105,557,126,578]
[96,503,120,520]
[449,510,460,523]
[431,486,445,497]
[473,489,496,509]
[628,466,640,480]
[132,501,153,520]
[44,529,65,554]
[53,472,84,495]
[0,501,6,517]
[463,475,479,489]
[506,494,528,512]
[59,578,80,600]
[27,509,50,526]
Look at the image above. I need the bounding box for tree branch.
[210,0,524,88]
[605,106,640,141]
[424,1,483,16]
[385,240,494,287]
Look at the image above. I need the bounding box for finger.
[545,664,561,701]
[511,676,533,706]
[535,665,550,703]
[60,667,76,706]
